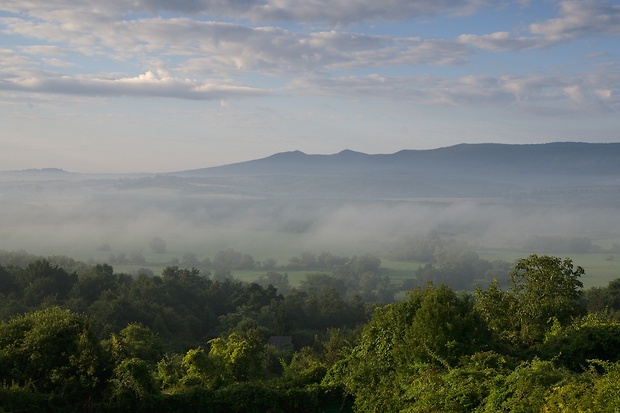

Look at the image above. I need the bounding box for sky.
[1,0,619,173]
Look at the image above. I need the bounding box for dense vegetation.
[1,248,620,412]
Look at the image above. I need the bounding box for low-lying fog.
[1,175,618,265]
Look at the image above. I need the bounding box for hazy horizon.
[1,141,619,289]
[2,140,619,174]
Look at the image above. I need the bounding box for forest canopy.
[0,250,619,412]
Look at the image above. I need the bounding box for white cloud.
[530,0,620,40]
[595,89,613,100]
[133,0,493,25]
[19,45,69,56]
[1,0,619,114]
[290,71,620,115]
[41,58,76,68]
[0,48,37,68]
[246,0,492,25]
[2,10,476,82]
[112,20,472,73]
[0,0,492,25]
[328,37,472,69]
[457,31,549,51]
[0,70,268,100]
[460,0,620,51]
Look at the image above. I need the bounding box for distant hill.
[0,168,70,180]
[168,143,620,200]
[176,142,620,178]
[2,142,618,201]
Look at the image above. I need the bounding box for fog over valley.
[1,143,619,287]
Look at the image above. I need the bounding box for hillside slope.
[170,142,620,199]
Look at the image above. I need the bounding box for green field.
[6,229,619,292]
[58,244,620,292]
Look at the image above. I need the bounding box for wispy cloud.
[291,71,620,115]
[530,0,620,40]
[459,0,620,51]
[1,0,493,24]
[0,70,268,100]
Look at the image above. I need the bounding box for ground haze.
[1,142,619,286]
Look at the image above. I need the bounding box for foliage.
[481,358,569,413]
[329,283,490,412]
[255,271,291,295]
[583,278,620,319]
[0,307,106,397]
[401,352,513,413]
[541,361,620,413]
[2,249,620,412]
[105,357,159,410]
[402,284,490,367]
[539,314,620,371]
[510,255,585,344]
[208,329,267,383]
[474,279,519,344]
[213,248,256,271]
[388,232,511,291]
[108,323,165,365]
[476,254,585,347]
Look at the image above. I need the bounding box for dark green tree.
[328,283,489,412]
[18,260,77,306]
[511,255,585,345]
[108,323,165,366]
[208,328,267,383]
[539,314,620,371]
[0,307,106,397]
[482,358,569,413]
[476,255,585,347]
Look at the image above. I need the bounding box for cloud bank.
[0,0,618,113]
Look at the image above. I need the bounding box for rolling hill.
[169,142,620,200]
[2,142,619,201]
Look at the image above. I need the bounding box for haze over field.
[1,143,619,284]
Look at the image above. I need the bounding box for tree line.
[1,250,620,412]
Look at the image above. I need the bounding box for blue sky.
[1,0,619,172]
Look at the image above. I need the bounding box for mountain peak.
[336,149,367,157]
[267,150,308,159]
[172,142,620,183]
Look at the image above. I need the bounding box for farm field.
[93,248,620,293]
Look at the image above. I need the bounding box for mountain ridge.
[151,142,619,200]
[2,142,619,201]
[174,142,620,179]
